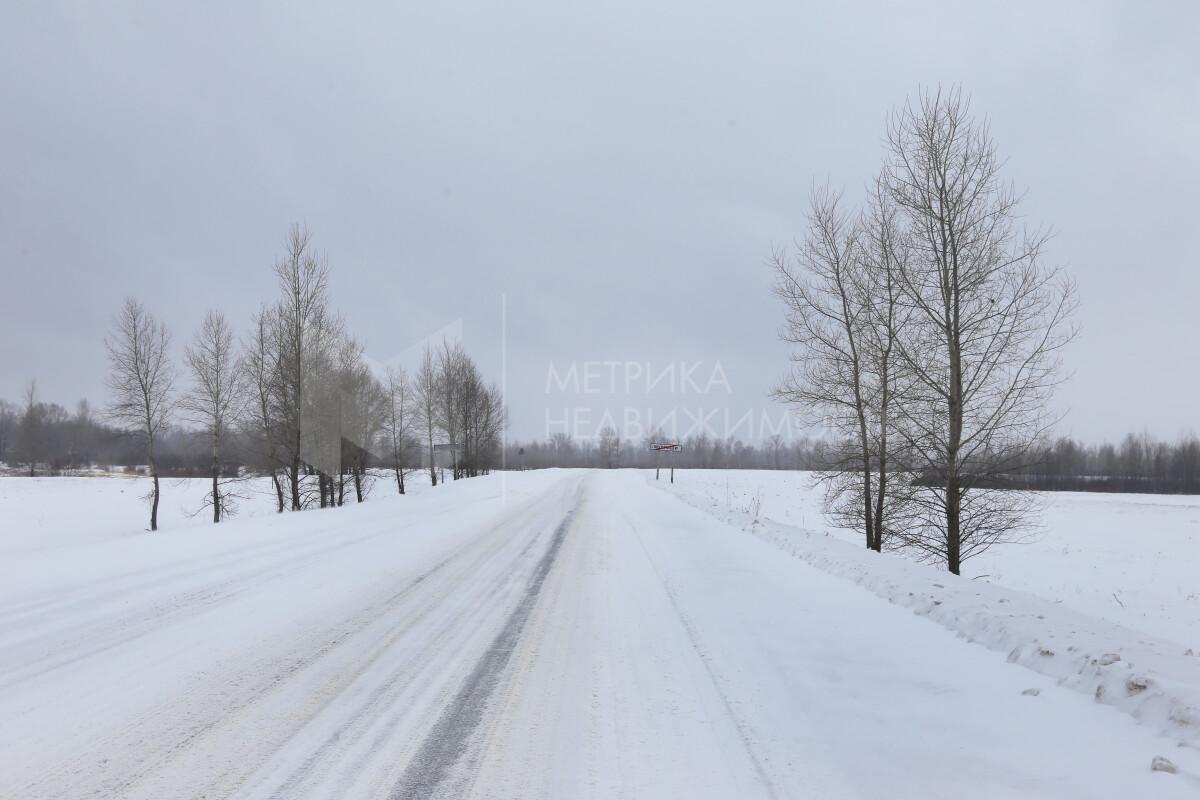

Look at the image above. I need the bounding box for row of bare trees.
[93,223,504,531]
[773,87,1077,574]
[413,341,506,484]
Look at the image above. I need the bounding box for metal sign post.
[432,442,462,482]
[648,442,682,482]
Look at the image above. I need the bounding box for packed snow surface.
[1,470,1197,798]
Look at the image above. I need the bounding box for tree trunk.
[946,310,964,574]
[427,427,437,487]
[150,469,160,532]
[211,433,220,523]
[871,470,886,552]
[271,471,284,513]
[290,457,301,511]
[945,347,964,574]
[872,352,892,553]
[946,483,962,575]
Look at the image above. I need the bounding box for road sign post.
[648,442,682,482]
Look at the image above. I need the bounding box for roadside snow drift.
[659,469,1200,754]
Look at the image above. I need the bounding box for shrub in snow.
[1126,675,1151,695]
[1150,756,1177,774]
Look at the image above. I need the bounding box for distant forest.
[1,394,1197,495]
[501,430,1200,495]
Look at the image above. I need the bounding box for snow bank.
[655,470,1200,751]
[650,470,1200,644]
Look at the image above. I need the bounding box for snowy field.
[0,471,436,555]
[1,470,1198,798]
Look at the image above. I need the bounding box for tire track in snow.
[0,526,347,625]
[257,500,564,799]
[388,499,579,800]
[0,529,414,692]
[625,512,782,800]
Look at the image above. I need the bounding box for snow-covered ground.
[658,469,1200,646]
[1,470,1197,798]
[0,471,435,554]
[657,469,1200,757]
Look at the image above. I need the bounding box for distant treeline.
[2,397,242,477]
[0,396,215,477]
[4,400,1198,495]
[504,431,825,472]
[0,393,427,479]
[1010,433,1200,494]
[503,430,1200,495]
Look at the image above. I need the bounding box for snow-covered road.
[1,470,1194,798]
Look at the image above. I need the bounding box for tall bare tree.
[883,87,1077,574]
[273,223,331,510]
[243,306,286,512]
[415,345,440,486]
[105,298,175,531]
[437,339,468,480]
[183,310,245,522]
[334,335,384,505]
[853,177,917,550]
[384,365,416,494]
[16,379,43,477]
[772,184,909,551]
[301,315,348,509]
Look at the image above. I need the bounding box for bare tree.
[772,184,909,551]
[472,382,505,475]
[68,399,95,474]
[301,315,348,508]
[334,335,384,505]
[243,306,286,512]
[598,425,620,469]
[854,178,917,550]
[183,310,245,522]
[0,399,16,467]
[384,365,416,494]
[437,339,468,480]
[105,298,176,531]
[415,344,440,486]
[883,87,1077,574]
[16,379,43,477]
[273,223,331,511]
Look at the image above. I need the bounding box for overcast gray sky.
[2,1,1197,443]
